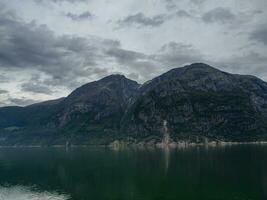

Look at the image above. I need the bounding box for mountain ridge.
[1,63,267,146]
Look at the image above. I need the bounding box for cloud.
[202,7,236,24]
[106,47,158,80]
[21,82,53,95]
[190,0,206,5]
[106,48,146,63]
[163,0,177,11]
[210,51,267,80]
[105,42,205,81]
[0,74,10,83]
[163,0,205,11]
[153,42,204,67]
[66,11,93,21]
[0,89,8,94]
[176,10,193,18]
[35,0,88,4]
[9,97,38,106]
[117,12,167,28]
[250,25,267,46]
[2,7,202,88]
[0,6,121,89]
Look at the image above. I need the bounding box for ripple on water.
[0,185,70,200]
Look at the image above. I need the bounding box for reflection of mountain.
[0,147,267,199]
[1,63,267,145]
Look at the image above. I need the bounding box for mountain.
[121,63,267,142]
[0,75,140,145]
[55,74,140,133]
[0,98,65,129]
[1,63,267,146]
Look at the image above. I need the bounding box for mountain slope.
[0,98,65,129]
[55,74,140,133]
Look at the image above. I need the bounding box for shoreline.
[0,141,267,149]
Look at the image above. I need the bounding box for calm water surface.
[0,145,267,200]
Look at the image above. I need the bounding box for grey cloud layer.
[117,12,167,28]
[21,82,53,95]
[0,3,266,89]
[0,90,8,94]
[0,6,120,88]
[202,7,235,24]
[153,42,204,66]
[0,5,206,89]
[250,25,267,46]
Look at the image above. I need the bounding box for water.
[0,145,267,200]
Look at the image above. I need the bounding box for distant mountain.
[1,63,267,146]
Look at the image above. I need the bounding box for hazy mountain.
[1,63,267,146]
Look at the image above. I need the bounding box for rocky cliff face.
[1,63,267,145]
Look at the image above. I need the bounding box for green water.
[0,145,267,200]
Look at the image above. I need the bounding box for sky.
[0,0,266,106]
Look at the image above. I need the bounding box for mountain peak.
[186,62,213,68]
[102,74,126,80]
[139,63,230,94]
[98,74,139,84]
[152,63,223,82]
[183,63,221,72]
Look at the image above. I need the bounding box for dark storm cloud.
[250,25,267,46]
[0,89,8,94]
[0,6,160,83]
[66,11,93,21]
[202,7,236,24]
[0,6,121,88]
[117,12,167,28]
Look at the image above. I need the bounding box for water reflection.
[0,146,266,200]
[0,185,69,200]
[163,147,170,174]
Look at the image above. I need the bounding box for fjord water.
[0,146,267,200]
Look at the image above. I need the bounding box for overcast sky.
[0,0,266,106]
